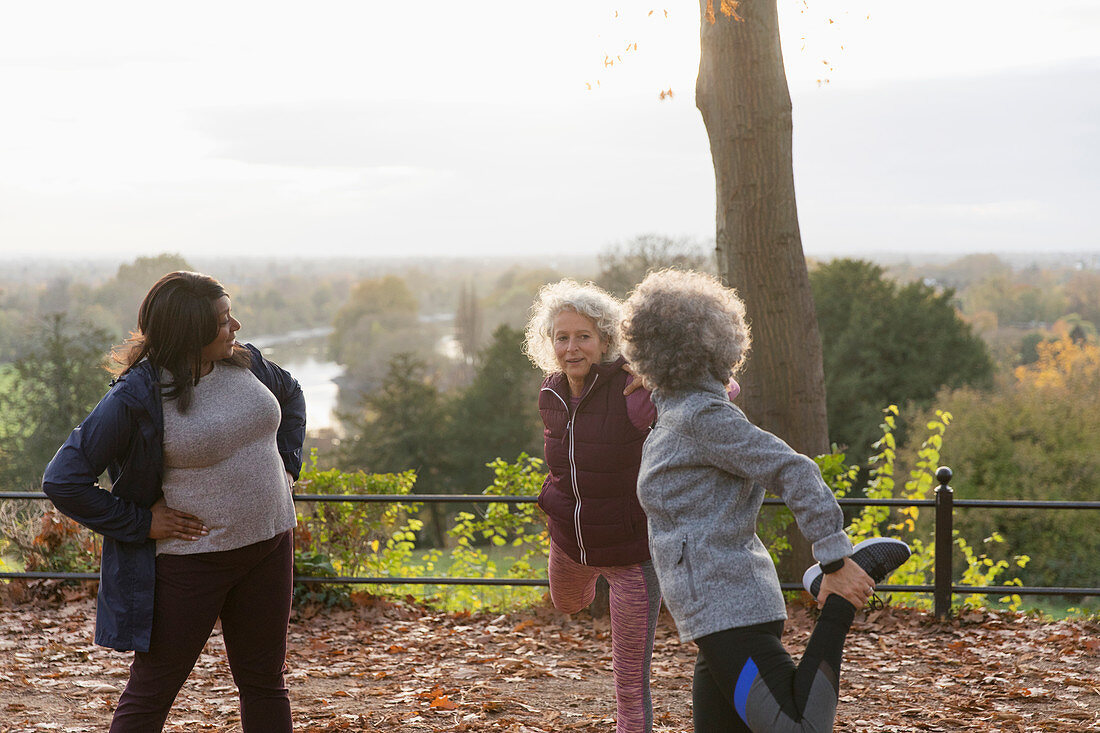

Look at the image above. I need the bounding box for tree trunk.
[696,0,829,576]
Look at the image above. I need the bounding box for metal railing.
[2,466,1098,618]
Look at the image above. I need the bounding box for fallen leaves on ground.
[0,584,1096,732]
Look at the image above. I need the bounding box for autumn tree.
[479,266,566,332]
[931,338,1100,589]
[1063,270,1100,328]
[810,259,993,465]
[0,313,112,491]
[329,275,433,393]
[92,253,194,333]
[962,272,1067,328]
[339,353,452,545]
[445,325,544,495]
[596,234,715,298]
[696,0,829,570]
[454,281,482,369]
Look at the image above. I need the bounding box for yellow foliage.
[1014,337,1100,391]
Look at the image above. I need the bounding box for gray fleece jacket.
[637,378,853,642]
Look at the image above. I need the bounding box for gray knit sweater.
[157,363,297,555]
[638,378,853,642]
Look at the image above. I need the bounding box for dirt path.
[0,588,1097,732]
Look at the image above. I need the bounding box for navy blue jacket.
[42,343,305,652]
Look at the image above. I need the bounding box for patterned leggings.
[548,540,662,733]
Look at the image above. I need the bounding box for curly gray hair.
[524,279,622,374]
[620,269,751,391]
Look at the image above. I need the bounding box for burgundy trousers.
[109,530,294,733]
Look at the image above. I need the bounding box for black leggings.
[692,594,856,732]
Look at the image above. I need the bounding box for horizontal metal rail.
[4,469,1099,615]
[7,492,1097,510]
[4,569,1092,598]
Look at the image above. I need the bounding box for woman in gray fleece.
[620,269,910,732]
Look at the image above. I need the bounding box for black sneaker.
[802,537,911,599]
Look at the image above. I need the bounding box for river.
[249,328,342,433]
[247,321,458,434]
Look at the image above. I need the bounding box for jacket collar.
[652,375,728,406]
[548,355,627,406]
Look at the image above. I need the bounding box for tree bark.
[696,0,829,575]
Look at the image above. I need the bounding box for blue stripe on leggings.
[733,657,758,723]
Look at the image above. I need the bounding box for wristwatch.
[820,558,846,574]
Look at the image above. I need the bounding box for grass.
[297,543,551,614]
[367,545,549,613]
[1011,595,1100,620]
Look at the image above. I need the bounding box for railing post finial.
[935,465,953,487]
[933,465,954,619]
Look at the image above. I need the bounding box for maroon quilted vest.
[537,356,651,567]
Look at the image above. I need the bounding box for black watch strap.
[820,558,846,574]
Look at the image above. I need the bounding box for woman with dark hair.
[620,269,910,732]
[43,271,305,732]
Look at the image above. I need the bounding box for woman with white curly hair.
[621,269,910,732]
[524,278,661,733]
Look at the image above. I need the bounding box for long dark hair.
[110,271,250,412]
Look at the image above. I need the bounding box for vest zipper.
[541,374,599,566]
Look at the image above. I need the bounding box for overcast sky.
[1,0,1097,261]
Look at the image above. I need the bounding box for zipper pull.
[678,536,687,563]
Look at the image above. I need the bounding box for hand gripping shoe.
[802,537,911,600]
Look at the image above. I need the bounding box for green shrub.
[292,450,550,613]
[431,454,548,612]
[293,449,424,603]
[816,405,1029,612]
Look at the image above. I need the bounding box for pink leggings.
[548,540,661,733]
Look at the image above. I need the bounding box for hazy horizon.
[7,247,1100,286]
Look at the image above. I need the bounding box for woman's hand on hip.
[816,557,874,609]
[148,498,209,541]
